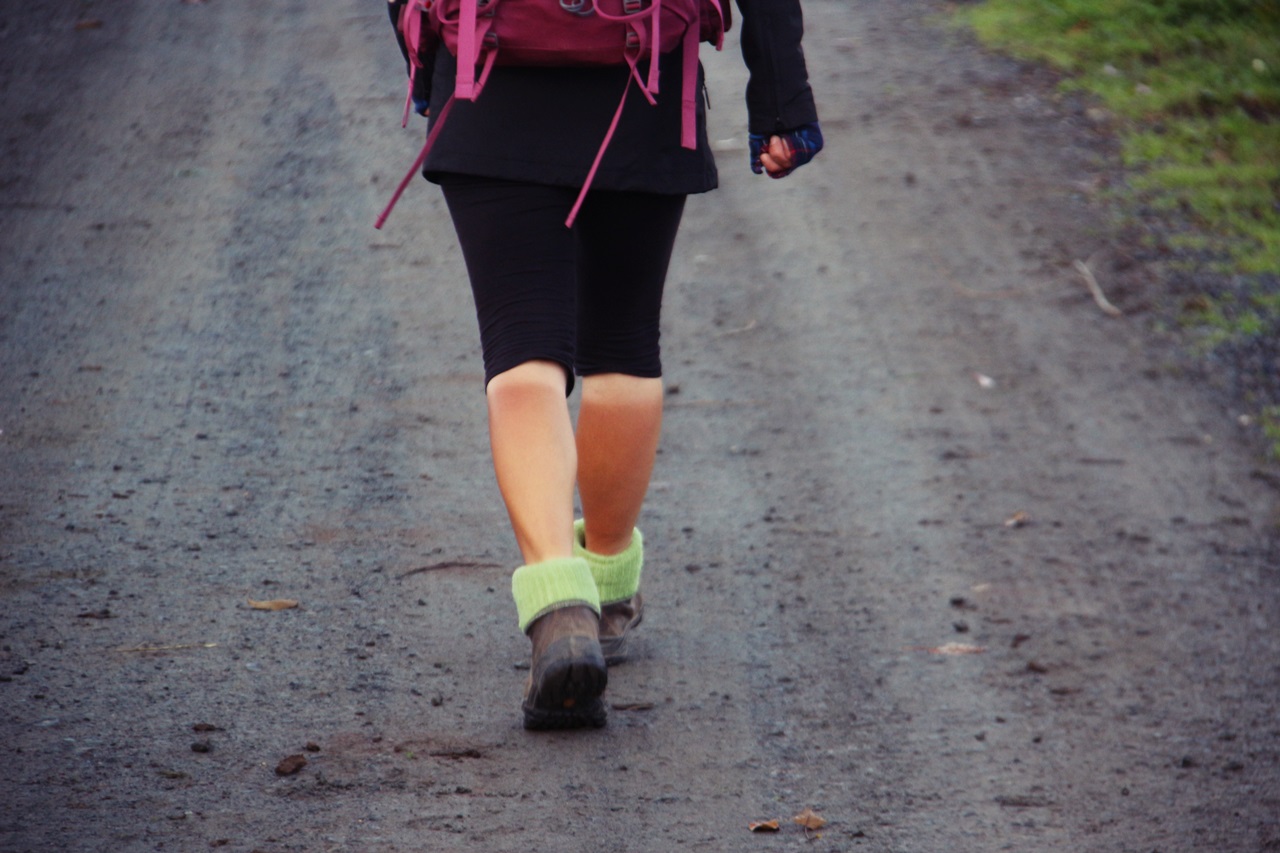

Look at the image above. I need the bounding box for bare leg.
[489,361,608,729]
[575,373,664,555]
[485,360,577,565]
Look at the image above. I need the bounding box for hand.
[749,122,824,179]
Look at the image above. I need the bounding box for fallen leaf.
[914,642,986,655]
[247,598,299,611]
[748,819,780,832]
[1004,511,1030,528]
[275,754,307,776]
[74,19,103,30]
[793,808,827,830]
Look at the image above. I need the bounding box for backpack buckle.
[560,0,594,15]
[623,0,642,13]
[477,0,497,16]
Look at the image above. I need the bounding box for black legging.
[439,175,687,393]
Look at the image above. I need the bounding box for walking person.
[387,0,822,729]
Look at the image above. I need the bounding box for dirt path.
[2,1,1278,851]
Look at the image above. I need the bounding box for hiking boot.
[599,592,644,665]
[522,604,608,730]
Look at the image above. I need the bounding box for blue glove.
[749,122,824,179]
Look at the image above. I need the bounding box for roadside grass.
[955,0,1280,454]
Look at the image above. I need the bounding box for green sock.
[573,519,643,606]
[510,557,600,633]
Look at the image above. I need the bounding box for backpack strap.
[375,95,459,230]
[680,16,698,148]
[590,0,700,152]
[379,0,726,230]
[455,0,499,100]
[566,74,634,227]
[591,0,662,100]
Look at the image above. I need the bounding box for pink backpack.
[376,0,728,229]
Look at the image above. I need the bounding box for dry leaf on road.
[748,819,781,832]
[793,807,827,830]
[913,642,987,655]
[247,598,299,611]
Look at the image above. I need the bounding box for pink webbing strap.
[623,22,659,106]
[456,0,479,98]
[401,0,424,64]
[565,75,635,228]
[646,2,661,94]
[592,0,663,98]
[375,95,457,229]
[471,41,499,97]
[706,0,724,49]
[454,0,501,100]
[680,19,698,149]
[455,0,499,101]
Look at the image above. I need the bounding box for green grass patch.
[957,1,1280,452]
[1178,292,1265,347]
[955,0,1280,272]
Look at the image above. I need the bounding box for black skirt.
[422,48,720,195]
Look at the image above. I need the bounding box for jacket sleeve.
[733,0,819,135]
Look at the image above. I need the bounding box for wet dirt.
[2,0,1278,851]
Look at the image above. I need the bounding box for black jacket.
[395,0,818,194]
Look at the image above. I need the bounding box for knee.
[580,373,664,408]
[487,360,571,400]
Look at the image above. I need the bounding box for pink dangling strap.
[400,0,427,127]
[680,18,698,149]
[401,0,424,61]
[375,95,457,229]
[471,41,499,97]
[646,1,661,95]
[455,0,498,101]
[623,21,658,106]
[565,75,634,228]
[455,0,479,98]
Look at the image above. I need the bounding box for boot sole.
[522,635,608,730]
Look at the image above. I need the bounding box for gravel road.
[2,1,1278,851]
